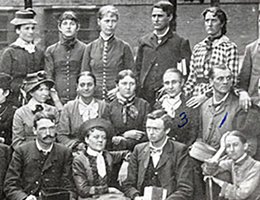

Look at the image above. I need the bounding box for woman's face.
[77,75,95,99]
[117,75,136,99]
[58,19,78,38]
[85,128,107,152]
[30,83,50,103]
[16,23,35,43]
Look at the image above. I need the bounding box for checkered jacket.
[183,35,239,96]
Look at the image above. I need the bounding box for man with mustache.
[4,111,76,200]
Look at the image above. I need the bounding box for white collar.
[12,38,36,53]
[100,32,113,41]
[150,136,168,151]
[78,97,95,107]
[87,147,103,157]
[36,139,53,154]
[153,26,170,39]
[213,92,230,106]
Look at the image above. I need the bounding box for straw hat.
[189,141,216,162]
[23,71,54,94]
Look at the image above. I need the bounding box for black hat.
[0,73,12,90]
[23,71,54,94]
[10,9,37,26]
[79,118,112,141]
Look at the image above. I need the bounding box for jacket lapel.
[42,144,58,172]
[156,140,171,170]
[138,144,151,184]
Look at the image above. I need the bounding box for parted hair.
[97,5,119,20]
[146,109,172,131]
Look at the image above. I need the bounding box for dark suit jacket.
[135,30,191,104]
[122,139,193,200]
[0,144,11,200]
[4,141,76,200]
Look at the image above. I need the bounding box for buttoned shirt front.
[184,35,239,96]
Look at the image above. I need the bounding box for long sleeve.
[81,43,92,72]
[57,104,80,149]
[44,47,55,80]
[123,43,135,71]
[0,47,13,74]
[4,148,28,200]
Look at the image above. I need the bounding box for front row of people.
[2,109,260,200]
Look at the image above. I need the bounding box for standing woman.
[81,5,134,101]
[57,72,107,152]
[0,9,44,106]
[45,11,87,105]
[12,71,59,150]
[102,69,150,151]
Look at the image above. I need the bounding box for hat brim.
[10,18,37,26]
[25,79,54,94]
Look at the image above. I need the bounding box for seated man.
[72,118,128,199]
[4,111,76,200]
[155,68,199,146]
[203,131,260,200]
[122,109,193,200]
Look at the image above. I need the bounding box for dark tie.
[32,104,44,114]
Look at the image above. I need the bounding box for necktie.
[96,153,106,178]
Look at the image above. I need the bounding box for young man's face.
[225,135,247,161]
[98,12,118,37]
[58,19,78,38]
[146,118,167,146]
[85,128,107,152]
[35,118,56,146]
[151,7,172,32]
[204,11,223,38]
[16,23,35,43]
[210,68,232,95]
[163,71,183,98]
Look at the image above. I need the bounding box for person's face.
[77,75,95,99]
[210,68,232,95]
[204,11,223,37]
[34,118,56,146]
[117,75,136,99]
[30,83,50,103]
[85,128,107,152]
[163,72,183,98]
[151,7,172,32]
[98,12,118,37]
[225,135,247,161]
[16,23,35,43]
[58,19,78,38]
[0,88,9,104]
[146,118,168,146]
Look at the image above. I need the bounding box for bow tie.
[32,104,44,114]
[150,147,162,155]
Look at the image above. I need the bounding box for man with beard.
[4,111,76,200]
[45,11,87,105]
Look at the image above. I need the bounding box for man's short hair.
[33,111,57,128]
[208,64,232,79]
[153,1,176,20]
[163,68,183,82]
[202,7,228,35]
[58,11,79,26]
[146,109,172,131]
[97,5,119,20]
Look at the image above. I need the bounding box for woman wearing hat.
[72,118,128,200]
[12,71,59,150]
[0,9,44,107]
[102,69,150,151]
[45,11,87,105]
[58,71,107,152]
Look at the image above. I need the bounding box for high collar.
[153,26,170,40]
[36,139,53,154]
[12,37,36,53]
[100,32,114,42]
[234,153,248,165]
[212,92,230,106]
[150,136,168,150]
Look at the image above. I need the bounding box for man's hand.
[25,194,37,200]
[0,137,5,143]
[123,130,144,140]
[107,87,118,101]
[112,136,126,145]
[108,187,123,194]
[186,94,208,108]
[239,91,251,112]
[212,177,224,187]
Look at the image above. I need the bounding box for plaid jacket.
[183,35,239,96]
